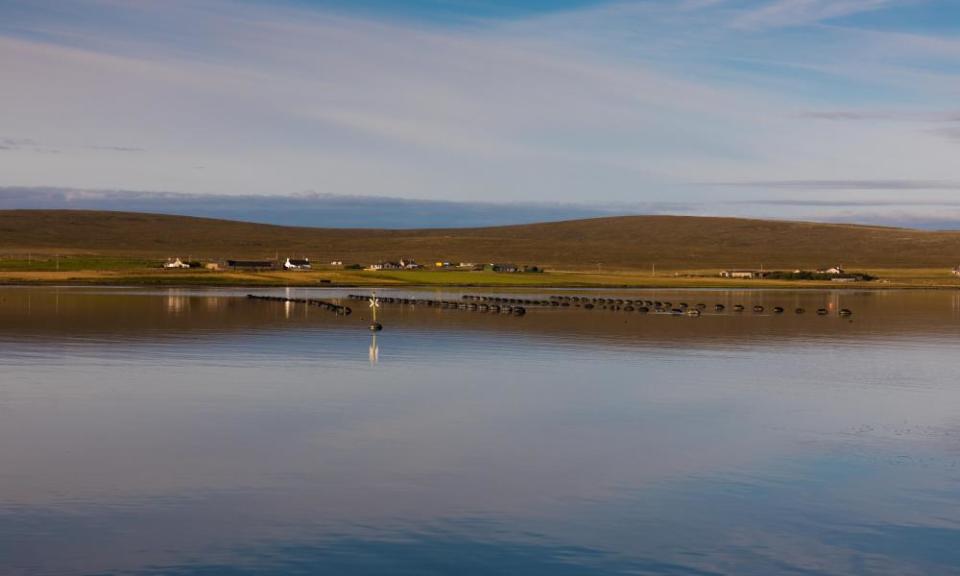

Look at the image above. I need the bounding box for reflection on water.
[369,332,379,364]
[1,287,959,575]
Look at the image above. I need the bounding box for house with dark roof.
[284,257,311,270]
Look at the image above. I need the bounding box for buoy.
[795,308,805,314]
[839,308,853,316]
[816,308,828,315]
[369,322,383,331]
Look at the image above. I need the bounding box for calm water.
[2,287,959,575]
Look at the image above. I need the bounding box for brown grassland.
[1,210,959,288]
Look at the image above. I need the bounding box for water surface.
[2,287,959,575]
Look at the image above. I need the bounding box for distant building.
[719,269,767,279]
[163,258,190,269]
[435,261,451,268]
[817,265,845,275]
[491,263,519,273]
[227,259,274,270]
[953,266,960,277]
[365,259,424,271]
[365,261,400,271]
[284,257,311,270]
[330,260,343,266]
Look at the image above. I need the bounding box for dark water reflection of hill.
[2,287,958,347]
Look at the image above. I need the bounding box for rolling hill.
[1,209,958,270]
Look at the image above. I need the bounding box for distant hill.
[1,210,959,270]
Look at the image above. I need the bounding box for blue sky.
[1,0,959,226]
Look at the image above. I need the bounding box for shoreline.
[1,268,958,290]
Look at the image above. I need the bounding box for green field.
[0,255,156,272]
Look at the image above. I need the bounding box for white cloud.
[0,0,958,217]
[732,0,898,29]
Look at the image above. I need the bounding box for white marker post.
[369,291,382,331]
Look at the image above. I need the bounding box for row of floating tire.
[346,294,527,316]
[247,294,352,315]
[249,292,853,319]
[459,293,852,316]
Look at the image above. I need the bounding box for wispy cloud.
[931,126,960,142]
[84,145,146,153]
[709,179,960,191]
[0,136,143,153]
[0,137,38,150]
[730,199,960,206]
[732,0,899,30]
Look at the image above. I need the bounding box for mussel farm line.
[346,294,527,316]
[345,293,853,318]
[247,294,352,315]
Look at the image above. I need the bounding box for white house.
[330,260,343,266]
[719,269,766,279]
[818,265,845,275]
[284,257,311,270]
[164,258,190,269]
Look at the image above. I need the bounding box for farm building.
[719,269,768,279]
[365,261,401,271]
[163,258,190,269]
[284,258,311,270]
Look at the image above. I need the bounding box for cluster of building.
[163,256,541,273]
[163,257,315,270]
[720,266,844,279]
[362,259,539,273]
[364,258,424,271]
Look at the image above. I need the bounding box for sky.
[1,0,960,228]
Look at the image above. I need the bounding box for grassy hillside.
[1,209,959,271]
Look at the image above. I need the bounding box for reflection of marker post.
[369,333,379,364]
[369,291,383,331]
